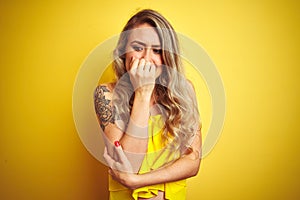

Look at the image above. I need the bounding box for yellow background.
[1,0,299,199]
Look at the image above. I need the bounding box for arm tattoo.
[94,85,115,131]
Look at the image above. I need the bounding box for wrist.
[134,90,152,102]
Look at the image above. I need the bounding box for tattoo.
[94,85,115,131]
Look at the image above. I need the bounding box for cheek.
[125,53,133,71]
[125,52,142,71]
[153,55,163,65]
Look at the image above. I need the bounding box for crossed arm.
[94,84,202,190]
[106,129,202,190]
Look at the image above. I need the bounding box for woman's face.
[125,23,163,78]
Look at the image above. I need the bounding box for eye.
[153,48,162,54]
[132,45,143,52]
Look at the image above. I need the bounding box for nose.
[142,48,151,61]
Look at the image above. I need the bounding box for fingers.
[103,142,134,173]
[149,63,156,75]
[130,58,154,74]
[115,147,130,165]
[108,168,121,184]
[137,59,146,73]
[128,58,157,91]
[103,146,125,171]
[144,61,151,72]
[114,143,134,173]
[130,57,139,74]
[103,147,115,169]
[108,168,116,177]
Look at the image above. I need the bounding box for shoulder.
[94,83,115,99]
[94,83,117,131]
[95,83,115,93]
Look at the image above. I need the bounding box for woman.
[94,9,202,200]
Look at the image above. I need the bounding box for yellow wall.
[1,0,299,199]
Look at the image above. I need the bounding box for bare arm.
[94,84,149,172]
[108,128,202,190]
[94,58,156,172]
[104,77,202,189]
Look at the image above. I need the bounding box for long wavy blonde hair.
[112,9,200,155]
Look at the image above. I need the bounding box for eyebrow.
[130,40,161,48]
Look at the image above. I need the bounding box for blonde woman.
[94,9,202,200]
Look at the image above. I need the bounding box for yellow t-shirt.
[109,115,186,200]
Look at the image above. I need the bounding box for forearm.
[130,130,202,189]
[132,151,201,189]
[120,91,151,153]
[117,91,152,172]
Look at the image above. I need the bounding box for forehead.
[127,24,161,46]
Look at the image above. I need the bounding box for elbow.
[190,164,200,177]
[186,151,201,177]
[190,158,201,177]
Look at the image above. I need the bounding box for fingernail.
[114,141,121,147]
